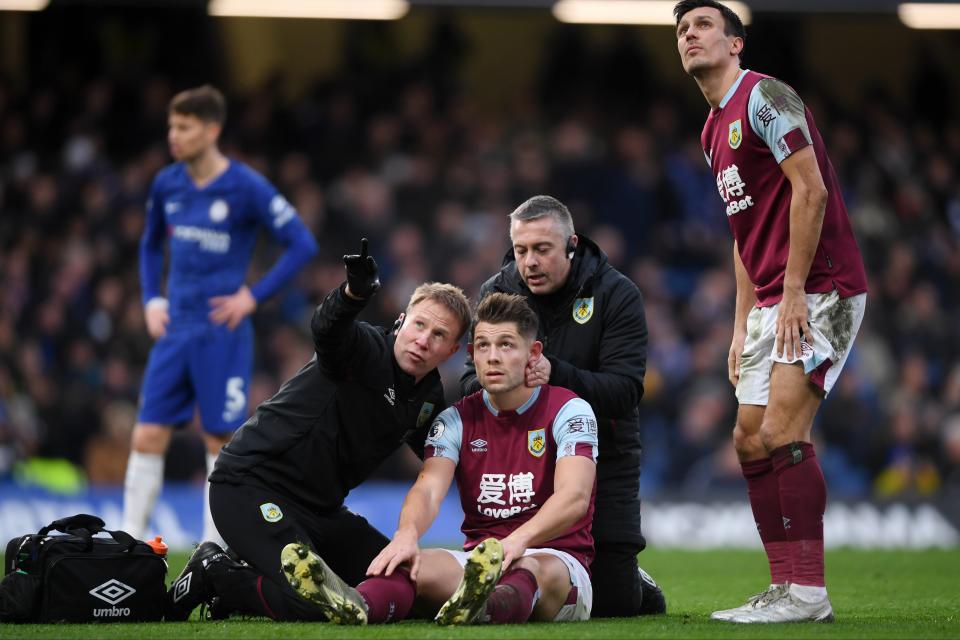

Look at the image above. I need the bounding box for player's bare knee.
[542,564,572,598]
[510,555,540,576]
[527,556,572,620]
[415,549,464,609]
[732,423,764,460]
[758,421,791,453]
[530,556,571,590]
[131,423,171,454]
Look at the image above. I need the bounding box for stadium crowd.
[1,26,958,501]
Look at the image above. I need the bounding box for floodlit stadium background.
[0,0,958,549]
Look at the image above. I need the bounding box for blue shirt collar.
[719,68,749,109]
[482,385,541,417]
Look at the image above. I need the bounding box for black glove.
[343,237,380,299]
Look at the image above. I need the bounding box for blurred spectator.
[84,400,136,485]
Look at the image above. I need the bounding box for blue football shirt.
[139,160,317,323]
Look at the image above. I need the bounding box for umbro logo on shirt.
[470,438,487,453]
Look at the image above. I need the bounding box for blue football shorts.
[137,319,253,434]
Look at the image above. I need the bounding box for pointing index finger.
[360,237,369,259]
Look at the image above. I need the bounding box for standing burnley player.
[674,0,868,623]
[281,293,598,626]
[461,195,664,617]
[123,85,318,547]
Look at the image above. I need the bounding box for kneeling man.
[283,292,598,625]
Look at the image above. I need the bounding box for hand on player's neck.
[487,385,536,414]
[698,64,744,109]
[187,148,229,188]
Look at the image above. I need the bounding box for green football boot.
[435,538,504,625]
[280,542,368,625]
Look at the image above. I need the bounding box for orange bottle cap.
[147,535,168,556]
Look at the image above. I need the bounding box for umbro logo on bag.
[89,579,136,605]
[172,571,193,603]
[90,579,136,618]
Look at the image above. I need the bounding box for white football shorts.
[440,546,592,621]
[737,290,866,405]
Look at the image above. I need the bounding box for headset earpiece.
[566,236,576,260]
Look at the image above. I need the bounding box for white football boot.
[730,584,834,623]
[711,583,788,621]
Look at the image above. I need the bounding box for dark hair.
[169,85,227,125]
[508,195,575,240]
[408,282,472,341]
[673,0,746,42]
[475,293,539,341]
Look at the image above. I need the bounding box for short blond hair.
[407,282,472,341]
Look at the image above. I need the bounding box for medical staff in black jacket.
[460,196,666,617]
[166,239,472,621]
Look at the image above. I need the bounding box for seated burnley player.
[282,292,598,626]
[164,239,471,621]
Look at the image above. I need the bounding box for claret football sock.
[741,457,790,584]
[485,568,539,624]
[121,451,164,539]
[771,442,827,588]
[356,567,415,623]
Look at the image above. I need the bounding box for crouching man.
[165,239,471,621]
[282,292,598,625]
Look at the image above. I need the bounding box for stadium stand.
[0,13,958,505]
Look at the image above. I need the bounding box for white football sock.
[121,451,164,540]
[202,452,226,547]
[790,583,828,603]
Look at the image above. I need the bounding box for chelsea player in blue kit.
[122,85,318,546]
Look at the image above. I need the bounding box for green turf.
[2,549,958,639]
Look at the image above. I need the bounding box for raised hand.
[343,237,381,299]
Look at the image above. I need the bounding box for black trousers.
[590,446,648,618]
[208,481,390,620]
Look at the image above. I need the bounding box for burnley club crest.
[528,428,546,458]
[728,119,743,149]
[573,297,594,325]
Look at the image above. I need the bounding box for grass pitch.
[1,548,958,639]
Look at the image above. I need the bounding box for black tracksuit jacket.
[211,284,446,513]
[460,235,647,471]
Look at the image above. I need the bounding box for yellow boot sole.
[435,538,504,625]
[280,543,368,625]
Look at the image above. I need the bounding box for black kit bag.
[1,514,167,623]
